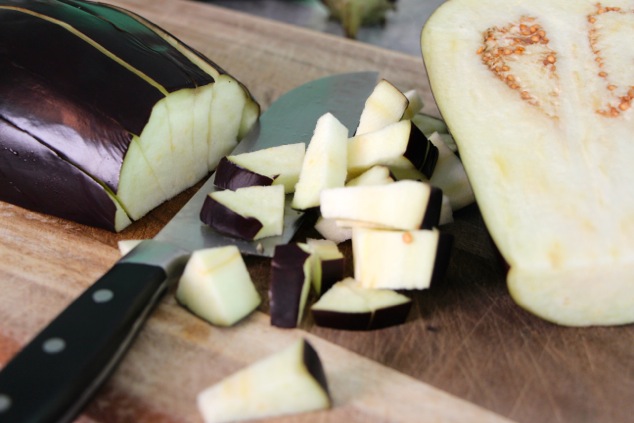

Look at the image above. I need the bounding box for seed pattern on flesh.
[477,3,634,119]
[588,4,634,117]
[477,16,560,118]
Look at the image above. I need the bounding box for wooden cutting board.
[1,0,632,422]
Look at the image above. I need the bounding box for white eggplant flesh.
[292,113,348,210]
[197,338,330,423]
[422,0,634,325]
[0,0,259,231]
[176,246,261,327]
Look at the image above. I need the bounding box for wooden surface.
[1,0,633,422]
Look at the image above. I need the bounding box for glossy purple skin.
[199,194,263,240]
[429,232,454,288]
[0,0,219,230]
[312,301,412,331]
[269,244,311,328]
[404,122,438,179]
[421,185,443,230]
[316,257,345,296]
[214,157,274,190]
[301,339,331,397]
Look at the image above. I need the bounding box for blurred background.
[202,0,446,57]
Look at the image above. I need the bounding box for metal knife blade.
[0,71,378,423]
[157,71,379,257]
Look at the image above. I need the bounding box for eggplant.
[422,0,634,325]
[199,185,285,241]
[269,243,312,328]
[197,338,330,423]
[311,278,411,330]
[320,180,443,231]
[176,246,261,327]
[0,0,259,231]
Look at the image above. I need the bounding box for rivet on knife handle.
[0,261,167,423]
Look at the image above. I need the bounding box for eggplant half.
[0,0,259,231]
[422,0,634,325]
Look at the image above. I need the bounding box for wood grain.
[1,1,633,422]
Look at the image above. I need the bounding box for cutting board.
[1,1,632,422]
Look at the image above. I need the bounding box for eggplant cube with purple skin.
[176,246,261,327]
[269,243,313,328]
[200,185,285,241]
[304,239,346,296]
[197,338,331,423]
[347,119,438,180]
[214,143,306,193]
[320,180,443,231]
[311,277,411,330]
[352,227,453,290]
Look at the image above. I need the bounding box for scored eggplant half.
[422,0,634,326]
[0,0,259,231]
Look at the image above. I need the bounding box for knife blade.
[0,71,378,423]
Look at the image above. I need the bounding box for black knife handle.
[0,261,167,423]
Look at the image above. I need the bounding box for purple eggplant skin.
[312,301,411,331]
[318,258,345,296]
[429,233,454,289]
[404,122,439,179]
[421,186,443,230]
[199,195,263,241]
[214,157,274,190]
[301,339,331,398]
[269,244,311,328]
[0,0,258,231]
[0,117,117,229]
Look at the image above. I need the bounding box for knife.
[0,71,378,423]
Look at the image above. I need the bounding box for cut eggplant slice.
[214,143,306,193]
[421,0,634,325]
[352,227,453,290]
[303,239,345,296]
[345,165,394,187]
[411,112,449,138]
[314,217,353,244]
[269,244,313,328]
[292,113,348,210]
[427,132,475,211]
[176,246,261,327]
[347,119,438,180]
[200,185,285,241]
[403,89,425,120]
[311,278,412,330]
[0,0,258,231]
[197,338,330,423]
[355,79,409,135]
[320,180,443,231]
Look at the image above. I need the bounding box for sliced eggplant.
[303,239,346,296]
[0,0,258,231]
[314,217,353,244]
[292,113,348,210]
[427,132,475,211]
[200,185,285,241]
[352,227,453,290]
[214,143,306,193]
[411,112,449,138]
[345,165,394,187]
[197,338,330,423]
[320,180,443,231]
[269,243,313,328]
[311,277,412,330]
[176,246,261,327]
[348,119,438,180]
[403,89,425,120]
[355,79,409,135]
[421,0,634,325]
